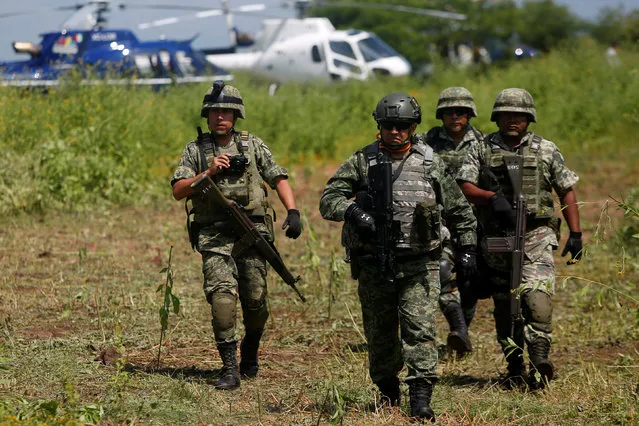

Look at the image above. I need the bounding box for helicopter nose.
[369,56,412,77]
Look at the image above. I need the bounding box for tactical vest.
[425,126,483,176]
[191,130,269,224]
[480,132,554,222]
[365,142,439,253]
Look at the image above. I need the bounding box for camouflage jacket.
[457,131,579,244]
[171,130,287,189]
[419,124,484,177]
[319,140,477,247]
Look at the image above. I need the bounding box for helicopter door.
[324,40,367,81]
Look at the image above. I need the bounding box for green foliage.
[613,187,639,256]
[0,397,103,425]
[1,44,638,215]
[157,245,180,365]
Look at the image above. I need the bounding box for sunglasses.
[442,108,470,116]
[380,122,413,131]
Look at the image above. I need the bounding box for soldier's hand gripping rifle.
[485,156,526,339]
[368,161,400,279]
[191,174,306,302]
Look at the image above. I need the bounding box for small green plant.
[156,245,180,365]
[612,188,639,256]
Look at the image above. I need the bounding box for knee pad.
[522,290,553,334]
[439,259,454,284]
[211,293,237,337]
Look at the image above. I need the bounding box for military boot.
[214,342,240,390]
[239,329,263,378]
[502,347,525,390]
[375,376,401,407]
[528,338,554,390]
[408,379,435,422]
[443,303,472,356]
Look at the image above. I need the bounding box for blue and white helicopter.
[0,1,232,88]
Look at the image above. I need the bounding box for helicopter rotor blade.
[0,5,84,20]
[137,3,270,30]
[284,0,467,21]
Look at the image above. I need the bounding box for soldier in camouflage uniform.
[457,88,583,389]
[419,87,484,356]
[319,92,477,421]
[171,81,302,391]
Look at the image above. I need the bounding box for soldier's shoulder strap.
[363,140,382,166]
[413,141,435,174]
[529,132,542,151]
[235,129,252,154]
[195,126,215,172]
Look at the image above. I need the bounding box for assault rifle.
[368,161,400,279]
[191,174,306,302]
[485,156,525,339]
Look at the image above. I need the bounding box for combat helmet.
[373,92,422,125]
[436,87,477,118]
[490,88,536,122]
[201,80,245,119]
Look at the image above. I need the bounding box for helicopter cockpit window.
[329,41,356,60]
[358,35,399,62]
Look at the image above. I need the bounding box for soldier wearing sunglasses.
[419,87,485,357]
[320,92,476,421]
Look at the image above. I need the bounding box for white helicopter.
[138,0,467,84]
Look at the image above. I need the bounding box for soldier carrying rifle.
[320,92,477,421]
[457,88,584,390]
[171,81,302,391]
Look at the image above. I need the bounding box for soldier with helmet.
[171,81,302,391]
[319,92,476,421]
[419,87,485,356]
[457,88,583,389]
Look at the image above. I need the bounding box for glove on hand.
[345,204,376,236]
[458,245,479,278]
[490,194,517,227]
[561,231,582,264]
[282,209,302,239]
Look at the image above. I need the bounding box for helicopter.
[136,0,468,84]
[0,2,232,88]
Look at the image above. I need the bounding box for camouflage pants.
[439,246,461,310]
[440,239,477,324]
[481,226,557,351]
[357,257,440,384]
[197,223,271,344]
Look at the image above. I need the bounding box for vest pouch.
[415,202,441,244]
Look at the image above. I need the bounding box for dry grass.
[0,160,637,425]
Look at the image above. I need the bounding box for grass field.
[0,40,638,425]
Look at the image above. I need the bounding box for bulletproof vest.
[390,143,439,252]
[425,126,483,177]
[480,132,554,221]
[192,130,269,223]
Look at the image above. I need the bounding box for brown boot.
[528,338,554,390]
[239,329,263,378]
[214,342,240,390]
[443,303,472,356]
[408,379,435,422]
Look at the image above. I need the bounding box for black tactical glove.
[345,204,376,236]
[490,194,517,227]
[458,245,479,278]
[282,209,302,239]
[561,231,582,264]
